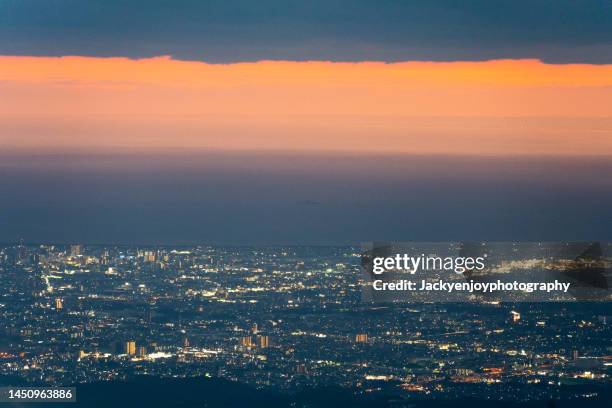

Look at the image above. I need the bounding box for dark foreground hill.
[1,376,611,408]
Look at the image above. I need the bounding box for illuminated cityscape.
[0,242,610,405]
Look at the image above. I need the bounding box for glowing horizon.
[2,55,612,156]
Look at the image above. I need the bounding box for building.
[251,323,258,334]
[355,333,368,343]
[510,311,521,322]
[54,298,63,310]
[69,244,82,257]
[125,340,136,355]
[240,336,253,348]
[137,346,147,358]
[258,335,269,348]
[141,251,156,263]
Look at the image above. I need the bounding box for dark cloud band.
[2,0,612,63]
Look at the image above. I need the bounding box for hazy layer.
[1,151,611,245]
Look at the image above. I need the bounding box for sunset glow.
[2,56,612,155]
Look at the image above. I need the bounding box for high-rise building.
[125,340,136,355]
[240,336,253,348]
[510,311,521,322]
[182,337,190,348]
[142,251,156,263]
[355,333,368,343]
[54,298,63,310]
[251,323,258,334]
[258,335,269,348]
[137,346,147,357]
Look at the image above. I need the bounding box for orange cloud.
[1,56,612,155]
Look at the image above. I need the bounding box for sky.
[2,0,612,63]
[2,56,612,155]
[1,1,612,244]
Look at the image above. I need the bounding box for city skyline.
[0,242,610,406]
